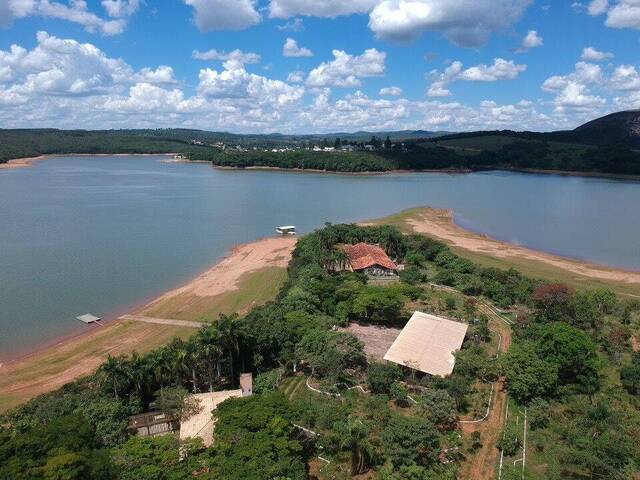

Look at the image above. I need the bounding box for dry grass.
[0,320,193,412]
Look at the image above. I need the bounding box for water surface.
[1,155,639,358]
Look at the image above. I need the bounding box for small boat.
[276,226,297,235]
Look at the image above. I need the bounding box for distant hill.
[570,110,640,148]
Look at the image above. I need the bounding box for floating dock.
[276,225,297,235]
[76,313,102,325]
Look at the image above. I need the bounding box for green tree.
[417,388,458,430]
[381,415,440,468]
[501,342,558,403]
[366,362,403,394]
[534,322,600,390]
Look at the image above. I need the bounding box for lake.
[1,155,639,358]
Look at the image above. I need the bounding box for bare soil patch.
[341,323,401,361]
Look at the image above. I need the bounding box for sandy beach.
[0,236,297,411]
[404,208,640,286]
[0,155,48,169]
[0,153,177,170]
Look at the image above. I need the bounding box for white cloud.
[459,58,527,81]
[380,86,403,96]
[606,0,640,28]
[306,48,386,87]
[427,58,525,96]
[197,63,304,106]
[269,0,378,18]
[183,0,261,31]
[192,49,261,65]
[516,30,543,52]
[1,0,130,35]
[287,71,305,83]
[610,64,640,91]
[0,31,175,101]
[587,0,609,15]
[541,61,606,113]
[368,0,532,45]
[283,38,313,57]
[586,0,640,30]
[277,18,304,31]
[101,0,140,18]
[580,46,614,61]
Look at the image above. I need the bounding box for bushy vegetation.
[1,222,639,479]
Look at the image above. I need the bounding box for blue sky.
[1,0,639,133]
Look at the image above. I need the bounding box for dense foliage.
[1,222,639,479]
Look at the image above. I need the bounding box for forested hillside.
[1,222,638,479]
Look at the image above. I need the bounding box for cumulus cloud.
[368,0,532,45]
[427,58,526,96]
[306,49,386,87]
[586,0,640,29]
[283,38,313,57]
[269,0,378,18]
[542,61,607,113]
[1,0,131,35]
[197,63,304,106]
[192,49,261,65]
[516,30,543,52]
[380,86,403,96]
[0,31,176,104]
[610,64,640,91]
[184,0,261,31]
[459,58,527,81]
[580,47,614,61]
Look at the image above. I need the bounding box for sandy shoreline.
[0,153,177,170]
[0,236,296,409]
[404,208,640,286]
[1,236,296,367]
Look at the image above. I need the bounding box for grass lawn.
[141,266,288,322]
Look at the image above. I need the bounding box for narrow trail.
[459,303,512,480]
[119,314,204,329]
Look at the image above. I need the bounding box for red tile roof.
[342,243,397,271]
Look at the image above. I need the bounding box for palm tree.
[127,352,150,401]
[196,327,223,392]
[99,355,127,400]
[338,417,372,475]
[217,314,241,387]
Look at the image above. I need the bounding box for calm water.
[1,155,639,358]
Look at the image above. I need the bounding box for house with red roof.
[340,243,398,278]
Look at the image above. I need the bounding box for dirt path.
[406,208,640,286]
[459,303,512,480]
[119,315,203,328]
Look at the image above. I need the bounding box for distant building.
[340,243,398,277]
[384,312,468,377]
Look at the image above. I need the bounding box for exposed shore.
[0,236,296,411]
[0,153,177,170]
[369,208,640,296]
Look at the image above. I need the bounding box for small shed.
[384,311,468,377]
[128,412,179,437]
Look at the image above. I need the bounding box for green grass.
[143,266,288,322]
